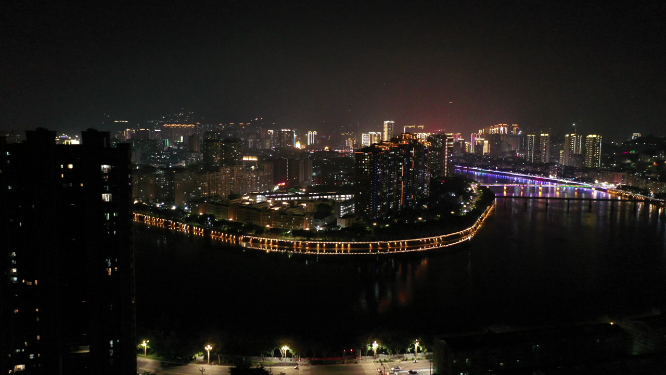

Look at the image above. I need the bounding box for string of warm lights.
[133,202,495,255]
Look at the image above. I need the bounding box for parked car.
[392,367,401,371]
[408,370,418,374]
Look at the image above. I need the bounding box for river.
[133,169,666,349]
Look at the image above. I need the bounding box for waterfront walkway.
[133,203,494,255]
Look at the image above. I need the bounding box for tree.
[314,203,333,219]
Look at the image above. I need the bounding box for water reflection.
[133,169,666,343]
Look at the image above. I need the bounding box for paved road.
[137,358,432,375]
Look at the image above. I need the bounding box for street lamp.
[372,341,379,359]
[205,345,213,365]
[281,345,290,365]
[413,340,420,361]
[142,340,149,357]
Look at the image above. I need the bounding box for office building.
[584,134,602,168]
[1,129,136,375]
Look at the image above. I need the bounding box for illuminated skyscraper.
[307,131,317,146]
[526,134,537,163]
[470,133,484,154]
[403,125,425,133]
[561,133,583,166]
[584,135,602,168]
[382,121,395,141]
[539,133,551,163]
[361,132,382,147]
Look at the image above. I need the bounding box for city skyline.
[2,2,665,142]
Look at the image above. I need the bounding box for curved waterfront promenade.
[133,202,495,255]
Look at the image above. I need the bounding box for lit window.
[101,165,111,173]
[102,194,112,202]
[68,164,74,169]
[30,354,34,359]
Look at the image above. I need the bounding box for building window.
[68,164,74,169]
[102,194,112,202]
[101,165,111,173]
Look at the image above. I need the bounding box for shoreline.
[133,201,495,255]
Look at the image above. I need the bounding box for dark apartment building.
[0,129,136,374]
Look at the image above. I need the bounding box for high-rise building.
[632,133,641,140]
[202,135,243,169]
[382,121,395,141]
[469,133,486,155]
[526,134,537,163]
[0,129,136,375]
[561,133,583,167]
[488,124,520,135]
[355,134,430,220]
[361,132,382,147]
[307,131,317,146]
[277,129,295,148]
[403,125,425,133]
[584,135,602,168]
[539,133,551,163]
[427,133,452,178]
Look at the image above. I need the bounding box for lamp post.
[142,340,149,357]
[205,345,213,365]
[372,341,378,360]
[413,340,420,361]
[281,345,290,365]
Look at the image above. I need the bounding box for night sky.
[2,1,664,141]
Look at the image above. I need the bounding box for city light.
[142,340,149,357]
[205,344,213,365]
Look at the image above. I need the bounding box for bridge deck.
[495,195,645,202]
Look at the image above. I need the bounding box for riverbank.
[133,201,495,255]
